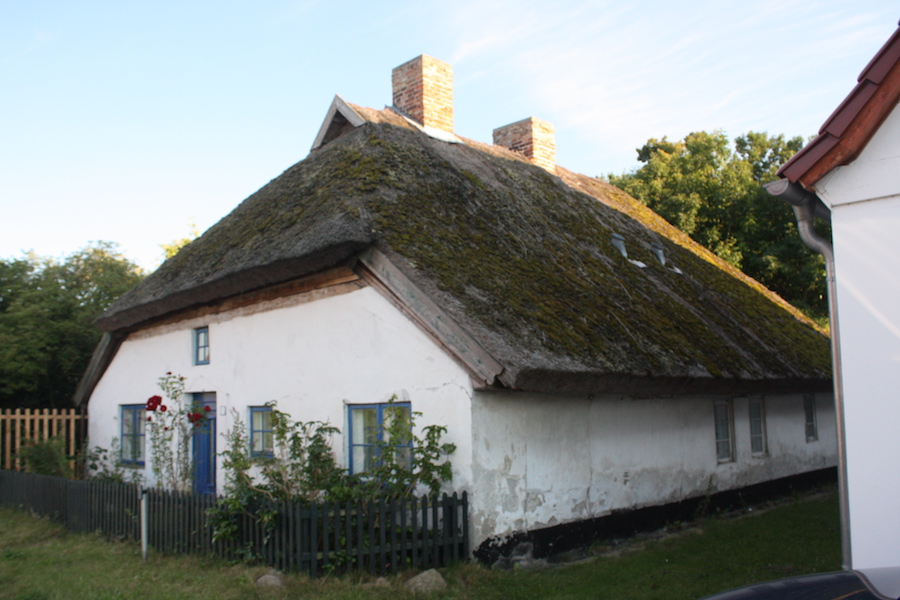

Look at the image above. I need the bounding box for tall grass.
[0,491,840,600]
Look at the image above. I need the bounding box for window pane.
[195,327,209,364]
[716,440,731,461]
[123,414,135,436]
[714,405,729,441]
[352,408,378,445]
[250,408,274,455]
[384,405,411,444]
[804,394,818,442]
[353,445,377,473]
[749,401,761,421]
[134,434,145,461]
[252,431,264,454]
[120,406,145,464]
[349,403,413,474]
[751,436,764,454]
[714,402,732,461]
[749,400,765,455]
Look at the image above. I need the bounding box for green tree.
[609,130,829,323]
[0,242,144,409]
[160,219,199,261]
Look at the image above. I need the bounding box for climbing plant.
[207,398,456,543]
[145,372,210,492]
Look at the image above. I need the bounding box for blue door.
[192,392,216,495]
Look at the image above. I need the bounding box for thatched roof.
[94,105,831,396]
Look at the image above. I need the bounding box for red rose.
[147,417,152,422]
[204,406,211,412]
[160,405,167,412]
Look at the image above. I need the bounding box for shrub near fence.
[0,469,469,577]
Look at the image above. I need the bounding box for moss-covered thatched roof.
[97,107,831,395]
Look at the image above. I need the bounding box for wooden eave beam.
[356,247,508,389]
[140,266,361,330]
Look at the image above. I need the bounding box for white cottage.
[76,55,836,559]
[768,22,900,583]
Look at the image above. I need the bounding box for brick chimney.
[392,55,453,133]
[493,117,556,173]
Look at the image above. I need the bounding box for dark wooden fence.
[0,469,468,576]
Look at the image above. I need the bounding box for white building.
[770,23,900,584]
[77,55,836,560]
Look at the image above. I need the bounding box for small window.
[250,407,274,457]
[714,400,734,463]
[194,326,210,365]
[749,398,767,456]
[804,393,818,442]
[348,402,412,475]
[121,405,146,467]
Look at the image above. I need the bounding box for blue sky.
[1,1,896,271]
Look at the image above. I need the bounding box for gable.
[311,95,366,150]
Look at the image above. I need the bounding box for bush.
[18,437,72,478]
[207,397,456,543]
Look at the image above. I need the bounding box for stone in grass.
[405,568,447,594]
[362,577,390,589]
[256,573,284,588]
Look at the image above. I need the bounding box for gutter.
[764,178,851,570]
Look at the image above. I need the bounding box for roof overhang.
[778,23,900,189]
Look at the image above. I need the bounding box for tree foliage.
[159,219,199,261]
[609,130,829,322]
[0,242,144,409]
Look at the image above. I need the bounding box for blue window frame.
[194,326,210,365]
[348,402,412,475]
[250,407,274,457]
[120,405,146,467]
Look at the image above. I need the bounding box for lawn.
[0,491,840,600]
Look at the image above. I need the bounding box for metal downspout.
[764,179,851,570]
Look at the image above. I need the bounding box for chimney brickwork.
[392,55,454,133]
[493,117,556,173]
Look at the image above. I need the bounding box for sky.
[1,1,897,272]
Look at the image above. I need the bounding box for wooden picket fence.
[0,469,469,577]
[0,408,86,471]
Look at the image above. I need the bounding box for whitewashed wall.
[814,105,900,571]
[88,278,837,552]
[468,390,837,546]
[88,283,475,494]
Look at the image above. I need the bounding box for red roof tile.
[777,22,900,188]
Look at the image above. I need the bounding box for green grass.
[0,492,840,600]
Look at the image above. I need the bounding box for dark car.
[700,569,900,600]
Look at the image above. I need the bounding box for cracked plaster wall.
[469,390,837,548]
